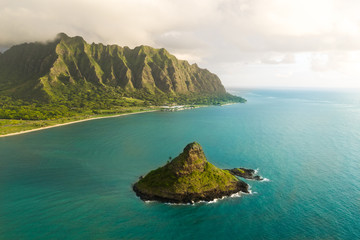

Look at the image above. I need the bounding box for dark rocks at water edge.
[226,168,263,180]
[133,142,249,204]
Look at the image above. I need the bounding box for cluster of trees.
[131,90,246,106]
[0,97,74,120]
[173,93,246,105]
[0,90,245,120]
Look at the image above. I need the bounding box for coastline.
[0,110,158,138]
[220,102,237,106]
[0,102,240,138]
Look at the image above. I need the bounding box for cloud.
[2,0,360,51]
[311,51,360,76]
[1,0,360,87]
[260,53,295,64]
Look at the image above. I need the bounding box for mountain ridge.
[0,33,228,102]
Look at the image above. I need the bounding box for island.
[133,142,250,204]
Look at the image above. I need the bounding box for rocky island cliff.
[133,142,249,203]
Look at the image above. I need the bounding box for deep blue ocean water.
[1,89,360,239]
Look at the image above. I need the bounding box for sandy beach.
[221,103,236,106]
[0,110,158,138]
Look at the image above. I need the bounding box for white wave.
[162,180,266,206]
[254,168,259,175]
[206,197,223,204]
[205,194,235,204]
[245,176,270,182]
[230,192,243,198]
[205,190,251,204]
[163,189,252,206]
[245,185,253,195]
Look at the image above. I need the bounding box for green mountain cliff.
[0,33,228,102]
[0,33,245,122]
[133,142,249,203]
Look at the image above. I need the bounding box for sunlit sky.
[1,0,360,88]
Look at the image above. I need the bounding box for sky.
[1,0,360,89]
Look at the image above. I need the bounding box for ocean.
[0,89,359,239]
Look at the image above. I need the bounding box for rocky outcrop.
[227,168,263,181]
[133,142,249,204]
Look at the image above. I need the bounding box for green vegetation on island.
[133,142,249,203]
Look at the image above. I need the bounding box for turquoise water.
[1,89,360,239]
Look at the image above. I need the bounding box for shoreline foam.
[145,190,253,206]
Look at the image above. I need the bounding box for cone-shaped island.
[133,142,249,203]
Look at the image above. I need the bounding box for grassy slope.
[135,146,239,196]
